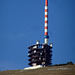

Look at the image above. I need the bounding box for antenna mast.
[44,0,49,44]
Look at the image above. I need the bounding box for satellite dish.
[50,43,53,47]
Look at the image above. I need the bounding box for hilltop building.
[28,0,53,67]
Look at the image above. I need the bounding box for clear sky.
[0,0,75,71]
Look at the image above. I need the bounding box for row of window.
[32,58,45,61]
[32,62,45,66]
[32,45,44,49]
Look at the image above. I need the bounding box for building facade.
[28,41,52,66]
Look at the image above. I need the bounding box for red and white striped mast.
[44,0,49,44]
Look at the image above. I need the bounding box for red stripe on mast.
[45,0,48,6]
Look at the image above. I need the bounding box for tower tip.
[45,0,48,6]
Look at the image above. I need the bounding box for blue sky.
[0,0,75,70]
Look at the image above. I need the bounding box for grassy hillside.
[0,64,75,75]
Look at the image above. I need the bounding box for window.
[42,62,45,64]
[32,59,34,61]
[33,46,37,48]
[42,46,44,48]
[43,58,45,60]
[40,53,42,55]
[34,50,36,53]
[32,63,36,66]
[39,58,41,60]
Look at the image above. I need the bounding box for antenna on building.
[44,0,49,44]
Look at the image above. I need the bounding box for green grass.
[0,64,75,75]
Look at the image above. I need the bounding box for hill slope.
[0,64,75,75]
